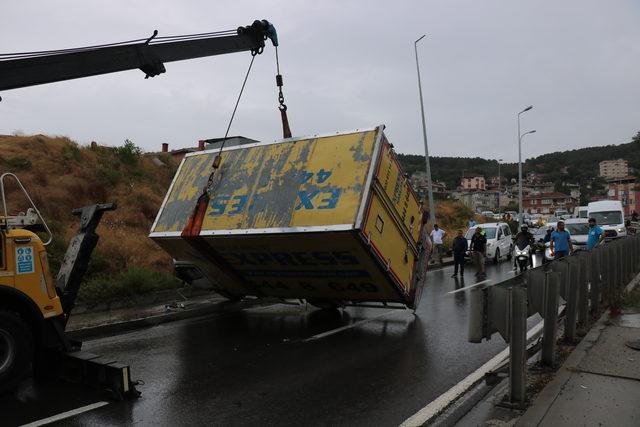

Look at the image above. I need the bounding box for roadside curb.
[67,297,272,341]
[518,271,640,426]
[517,311,610,426]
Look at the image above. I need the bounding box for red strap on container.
[181,192,210,238]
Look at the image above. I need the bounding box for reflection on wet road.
[4,260,523,426]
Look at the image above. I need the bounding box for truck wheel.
[0,310,33,394]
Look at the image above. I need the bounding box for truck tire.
[0,310,33,394]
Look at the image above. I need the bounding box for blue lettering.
[295,190,319,210]
[300,171,314,183]
[316,169,332,183]
[228,195,248,215]
[209,195,231,216]
[317,188,341,209]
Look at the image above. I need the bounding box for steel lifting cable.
[181,54,256,238]
[274,46,292,138]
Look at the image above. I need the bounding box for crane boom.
[0,19,277,92]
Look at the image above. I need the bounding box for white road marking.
[400,320,544,427]
[302,310,400,342]
[447,279,491,294]
[21,401,110,427]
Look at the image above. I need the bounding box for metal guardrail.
[468,235,640,408]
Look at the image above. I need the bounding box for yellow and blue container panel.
[150,126,424,307]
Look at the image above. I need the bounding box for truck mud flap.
[49,350,141,400]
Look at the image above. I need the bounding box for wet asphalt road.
[4,259,530,426]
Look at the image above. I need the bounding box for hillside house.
[523,192,576,214]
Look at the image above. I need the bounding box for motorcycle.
[514,242,532,273]
[543,242,554,264]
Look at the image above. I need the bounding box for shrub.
[115,139,143,166]
[78,266,182,304]
[62,142,82,161]
[96,167,121,186]
[4,156,32,171]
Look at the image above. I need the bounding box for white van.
[587,200,626,238]
[575,206,588,219]
[465,222,513,263]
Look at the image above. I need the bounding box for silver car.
[563,218,589,251]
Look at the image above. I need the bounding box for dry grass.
[0,134,180,297]
[423,199,478,247]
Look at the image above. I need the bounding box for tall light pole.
[415,35,436,226]
[518,102,536,225]
[497,158,503,211]
[498,158,503,193]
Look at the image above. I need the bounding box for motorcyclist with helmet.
[513,224,535,270]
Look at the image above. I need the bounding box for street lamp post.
[415,35,436,226]
[518,105,534,225]
[498,158,503,193]
[497,158,503,211]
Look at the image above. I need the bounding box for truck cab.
[0,173,135,397]
[0,225,66,392]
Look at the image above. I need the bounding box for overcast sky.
[1,1,638,161]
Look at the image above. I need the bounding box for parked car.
[563,218,589,251]
[555,209,570,219]
[465,222,513,263]
[481,210,494,218]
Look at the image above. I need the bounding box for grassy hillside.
[0,134,181,302]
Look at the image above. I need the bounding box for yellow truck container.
[150,125,426,308]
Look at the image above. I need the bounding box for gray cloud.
[1,0,638,162]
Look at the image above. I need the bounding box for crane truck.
[0,19,279,396]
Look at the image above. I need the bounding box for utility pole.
[415,35,436,226]
[518,105,534,225]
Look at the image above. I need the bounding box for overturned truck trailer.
[150,125,426,308]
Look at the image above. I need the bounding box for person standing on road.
[587,217,605,250]
[418,212,433,280]
[632,211,639,222]
[468,218,476,228]
[550,220,572,259]
[451,229,468,277]
[430,224,446,267]
[470,226,487,278]
[543,226,553,243]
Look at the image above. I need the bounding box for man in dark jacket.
[451,229,468,277]
[470,227,488,278]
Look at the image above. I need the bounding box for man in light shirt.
[430,224,446,266]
